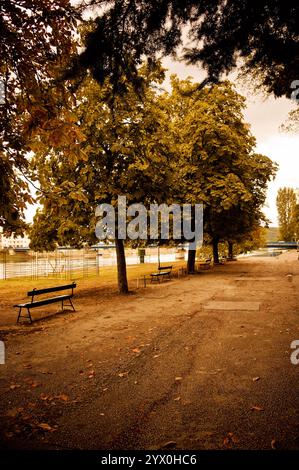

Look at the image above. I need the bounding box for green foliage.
[31,68,276,283]
[0,0,79,233]
[235,227,267,254]
[75,1,299,99]
[30,62,172,249]
[160,77,277,254]
[265,227,280,243]
[276,187,298,241]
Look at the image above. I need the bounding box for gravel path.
[0,251,298,450]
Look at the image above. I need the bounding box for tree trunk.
[212,238,219,264]
[187,246,196,273]
[115,238,129,294]
[186,205,197,273]
[228,241,234,260]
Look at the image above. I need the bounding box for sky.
[162,56,299,226]
[25,56,299,227]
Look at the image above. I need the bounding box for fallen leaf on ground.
[40,393,51,401]
[88,370,95,379]
[9,384,21,390]
[21,414,31,421]
[252,377,260,382]
[27,402,37,409]
[175,377,183,382]
[132,348,141,353]
[37,423,56,432]
[160,441,177,449]
[31,382,41,389]
[174,397,181,401]
[6,407,23,418]
[55,394,69,402]
[118,372,129,377]
[251,405,264,411]
[223,432,239,448]
[271,439,277,449]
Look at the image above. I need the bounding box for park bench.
[14,282,76,324]
[197,259,212,270]
[150,265,173,283]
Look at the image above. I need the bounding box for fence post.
[0,340,5,364]
[3,251,6,280]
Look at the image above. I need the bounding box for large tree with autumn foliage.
[160,77,277,269]
[0,0,79,233]
[30,62,172,293]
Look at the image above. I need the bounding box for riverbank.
[0,251,298,449]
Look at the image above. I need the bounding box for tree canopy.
[30,62,172,292]
[160,77,277,267]
[73,0,299,99]
[0,0,79,233]
[30,70,277,287]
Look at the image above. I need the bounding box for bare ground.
[0,251,299,450]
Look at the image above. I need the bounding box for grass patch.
[0,261,186,306]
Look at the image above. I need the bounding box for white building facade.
[0,233,30,250]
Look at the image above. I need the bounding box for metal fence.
[0,247,185,281]
[0,249,99,280]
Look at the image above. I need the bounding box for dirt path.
[0,252,299,450]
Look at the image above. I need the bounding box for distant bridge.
[266,242,298,249]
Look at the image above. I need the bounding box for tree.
[276,187,298,241]
[294,204,299,240]
[160,77,276,269]
[30,63,172,293]
[204,149,277,262]
[0,0,79,233]
[235,226,267,255]
[73,0,299,99]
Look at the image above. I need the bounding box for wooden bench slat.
[150,265,173,283]
[27,283,76,296]
[15,294,72,309]
[158,265,173,271]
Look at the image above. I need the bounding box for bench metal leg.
[16,307,32,324]
[61,299,75,312]
[27,308,32,324]
[16,307,22,324]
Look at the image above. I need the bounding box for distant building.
[0,233,30,250]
